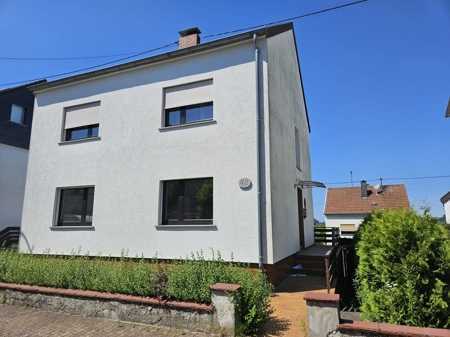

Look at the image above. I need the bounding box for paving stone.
[0,304,219,337]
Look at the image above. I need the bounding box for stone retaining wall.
[0,282,240,336]
[304,292,450,337]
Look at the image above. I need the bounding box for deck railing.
[314,227,340,246]
[0,226,20,249]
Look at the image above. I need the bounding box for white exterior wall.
[444,201,450,224]
[324,214,366,230]
[0,143,28,230]
[21,41,266,263]
[266,30,314,263]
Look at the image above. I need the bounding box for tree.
[356,209,450,328]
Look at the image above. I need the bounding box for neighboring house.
[0,82,43,231]
[441,192,450,224]
[324,181,410,235]
[20,23,314,266]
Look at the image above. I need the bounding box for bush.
[0,250,271,334]
[166,253,272,334]
[356,209,450,328]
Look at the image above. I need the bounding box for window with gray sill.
[162,178,213,225]
[163,79,213,128]
[165,102,213,127]
[57,187,94,227]
[63,101,100,142]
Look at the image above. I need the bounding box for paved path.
[260,275,329,337]
[0,304,217,337]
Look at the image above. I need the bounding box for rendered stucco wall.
[324,214,366,230]
[266,30,314,263]
[444,201,450,224]
[21,41,266,263]
[0,143,28,230]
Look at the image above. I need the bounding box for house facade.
[0,82,41,231]
[441,192,450,224]
[324,181,410,235]
[20,23,314,265]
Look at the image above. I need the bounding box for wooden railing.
[340,230,357,239]
[324,244,344,293]
[0,226,20,249]
[314,227,340,246]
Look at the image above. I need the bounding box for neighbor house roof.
[441,191,450,204]
[0,80,46,94]
[324,184,410,215]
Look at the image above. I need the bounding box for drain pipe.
[253,33,263,269]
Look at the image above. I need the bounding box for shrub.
[356,209,450,328]
[0,250,271,334]
[166,253,272,334]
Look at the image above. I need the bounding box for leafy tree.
[356,209,450,328]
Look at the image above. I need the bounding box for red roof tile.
[325,184,409,215]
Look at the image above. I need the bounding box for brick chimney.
[178,27,201,49]
[361,180,368,198]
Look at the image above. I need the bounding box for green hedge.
[0,251,271,334]
[356,209,450,328]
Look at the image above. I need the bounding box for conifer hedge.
[356,209,449,328]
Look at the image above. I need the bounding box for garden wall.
[0,282,240,336]
[304,292,450,337]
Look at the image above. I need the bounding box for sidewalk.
[0,303,217,337]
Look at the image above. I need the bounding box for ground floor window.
[57,186,94,226]
[162,178,213,225]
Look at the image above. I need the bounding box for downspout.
[253,33,264,269]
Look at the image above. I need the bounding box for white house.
[441,192,450,224]
[324,181,410,235]
[20,23,314,266]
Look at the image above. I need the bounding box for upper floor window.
[10,104,25,124]
[65,124,99,141]
[165,102,213,127]
[163,79,213,127]
[57,186,95,227]
[162,177,213,225]
[63,101,100,142]
[295,127,302,170]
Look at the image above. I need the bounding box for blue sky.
[1,0,449,219]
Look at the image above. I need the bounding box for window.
[294,127,301,170]
[63,101,100,142]
[10,104,25,124]
[165,102,213,127]
[340,224,356,232]
[163,79,213,127]
[303,198,307,218]
[162,178,213,225]
[57,187,95,226]
[65,124,99,141]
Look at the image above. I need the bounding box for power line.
[203,0,369,40]
[0,0,369,88]
[0,53,136,61]
[0,42,178,88]
[325,175,450,186]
